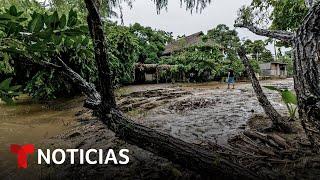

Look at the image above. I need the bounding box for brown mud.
[0,96,83,178]
[1,79,316,179]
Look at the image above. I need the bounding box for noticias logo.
[10,144,130,169]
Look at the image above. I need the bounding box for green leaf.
[50,11,60,29]
[82,37,90,46]
[16,11,24,17]
[52,35,63,45]
[65,37,74,46]
[59,25,87,36]
[0,95,14,104]
[10,85,22,91]
[33,28,52,39]
[67,9,77,27]
[0,78,12,91]
[59,14,67,28]
[28,13,43,33]
[9,6,18,16]
[0,14,14,21]
[263,86,281,92]
[281,90,297,105]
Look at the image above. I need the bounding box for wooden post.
[156,68,159,84]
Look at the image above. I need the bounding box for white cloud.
[113,0,279,54]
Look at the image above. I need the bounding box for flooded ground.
[123,79,293,145]
[0,79,295,179]
[0,97,83,178]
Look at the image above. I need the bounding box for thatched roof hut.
[162,31,204,56]
[135,63,175,73]
[134,63,176,84]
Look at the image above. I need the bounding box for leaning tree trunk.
[235,1,320,149]
[85,0,116,112]
[293,3,320,149]
[238,48,291,132]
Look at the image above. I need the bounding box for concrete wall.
[259,63,287,78]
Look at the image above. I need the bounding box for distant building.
[134,63,174,83]
[134,32,211,84]
[259,62,287,78]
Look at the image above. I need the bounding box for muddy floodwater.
[0,79,294,178]
[120,79,293,145]
[0,97,83,178]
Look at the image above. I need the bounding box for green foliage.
[0,5,160,99]
[161,24,261,82]
[0,5,94,99]
[243,39,273,62]
[264,86,298,119]
[237,0,308,32]
[259,50,273,63]
[277,51,294,76]
[269,0,308,31]
[0,78,21,104]
[203,24,261,76]
[0,52,14,74]
[153,0,212,13]
[161,45,224,79]
[129,23,172,64]
[106,23,140,85]
[205,24,240,51]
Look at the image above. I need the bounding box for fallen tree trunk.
[107,109,259,179]
[238,48,291,133]
[79,0,262,178]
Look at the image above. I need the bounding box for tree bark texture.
[293,3,320,148]
[85,0,116,112]
[108,109,259,179]
[234,24,294,43]
[238,48,291,132]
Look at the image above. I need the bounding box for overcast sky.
[116,0,270,44]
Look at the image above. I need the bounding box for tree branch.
[56,57,101,108]
[32,59,101,109]
[234,24,294,43]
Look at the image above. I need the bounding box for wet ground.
[0,97,83,178]
[0,79,295,179]
[123,79,293,145]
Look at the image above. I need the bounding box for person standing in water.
[227,69,235,89]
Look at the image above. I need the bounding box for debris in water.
[168,97,217,112]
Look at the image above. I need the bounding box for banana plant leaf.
[281,89,298,105]
[0,78,21,104]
